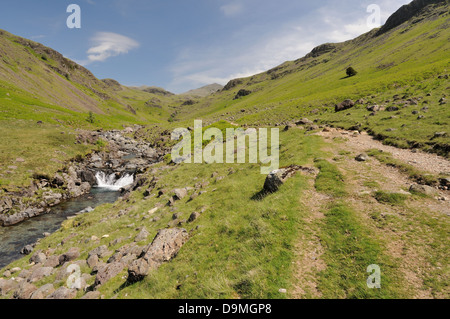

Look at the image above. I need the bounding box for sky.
[0,0,411,93]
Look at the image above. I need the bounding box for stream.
[0,186,123,269]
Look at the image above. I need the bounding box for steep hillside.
[173,0,449,155]
[180,83,224,98]
[0,29,178,127]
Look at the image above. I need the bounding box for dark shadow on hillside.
[113,280,134,294]
[251,189,271,201]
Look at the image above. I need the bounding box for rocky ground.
[0,127,164,227]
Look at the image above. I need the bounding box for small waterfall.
[95,171,134,191]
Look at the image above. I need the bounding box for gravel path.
[318,129,450,176]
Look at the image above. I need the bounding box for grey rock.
[0,279,18,296]
[355,153,369,162]
[13,281,37,299]
[188,212,201,223]
[28,267,53,283]
[29,252,47,264]
[87,255,99,268]
[81,291,101,299]
[88,245,111,259]
[30,284,55,299]
[409,184,438,196]
[94,262,125,287]
[128,228,189,282]
[46,286,77,299]
[173,188,188,200]
[135,227,150,242]
[59,247,80,265]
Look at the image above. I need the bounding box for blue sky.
[0,0,411,93]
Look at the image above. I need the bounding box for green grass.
[313,160,406,298]
[374,191,408,205]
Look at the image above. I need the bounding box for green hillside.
[0,0,449,300]
[170,1,449,155]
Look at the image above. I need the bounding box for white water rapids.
[95,171,134,191]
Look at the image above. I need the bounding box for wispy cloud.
[82,32,139,65]
[220,2,244,17]
[168,0,412,92]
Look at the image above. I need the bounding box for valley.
[0,0,448,300]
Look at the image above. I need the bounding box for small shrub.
[346,67,358,77]
[86,111,95,124]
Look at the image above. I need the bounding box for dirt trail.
[317,128,450,176]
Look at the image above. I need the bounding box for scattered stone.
[46,286,77,299]
[20,245,34,255]
[43,255,60,268]
[58,247,80,265]
[28,267,53,283]
[94,262,126,287]
[87,255,99,268]
[355,154,369,162]
[13,281,37,299]
[10,267,21,274]
[188,212,201,223]
[386,106,399,112]
[434,132,447,138]
[409,184,438,196]
[15,158,25,163]
[335,99,355,112]
[3,270,11,278]
[0,279,18,296]
[43,232,51,237]
[81,291,101,299]
[30,284,55,299]
[135,227,150,242]
[279,288,287,294]
[263,165,318,193]
[88,245,111,259]
[128,228,189,282]
[173,188,188,200]
[295,118,314,125]
[29,252,47,264]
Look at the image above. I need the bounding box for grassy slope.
[172,3,449,154]
[0,1,449,300]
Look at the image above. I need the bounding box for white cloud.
[83,32,139,65]
[167,0,413,92]
[220,2,244,17]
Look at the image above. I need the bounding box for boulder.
[88,245,111,259]
[263,165,317,193]
[335,99,354,112]
[355,153,369,162]
[409,184,438,196]
[59,247,80,265]
[81,291,101,299]
[188,212,201,223]
[87,255,99,268]
[29,252,47,264]
[173,188,188,200]
[28,267,54,283]
[43,255,60,268]
[30,284,55,299]
[128,228,189,282]
[134,227,150,242]
[295,118,313,125]
[0,279,18,296]
[46,286,77,299]
[94,262,126,287]
[386,106,399,112]
[20,244,34,255]
[13,282,37,299]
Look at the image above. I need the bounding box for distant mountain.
[181,83,224,97]
[132,86,175,97]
